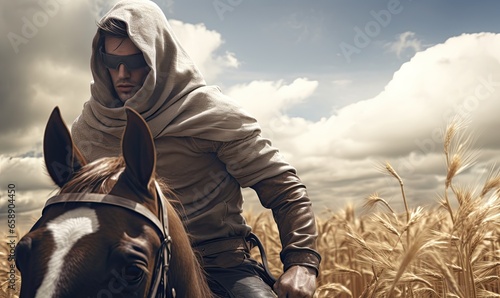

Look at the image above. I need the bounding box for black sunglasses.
[99,46,148,70]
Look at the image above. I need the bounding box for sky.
[2,0,500,231]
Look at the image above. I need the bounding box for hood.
[72,0,260,161]
[89,0,205,126]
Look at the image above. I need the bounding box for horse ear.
[120,108,156,191]
[43,107,87,187]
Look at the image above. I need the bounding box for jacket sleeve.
[251,171,321,275]
[216,131,321,274]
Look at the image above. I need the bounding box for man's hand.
[273,265,317,298]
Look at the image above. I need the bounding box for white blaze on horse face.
[35,207,100,298]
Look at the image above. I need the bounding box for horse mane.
[59,156,213,297]
[59,157,171,196]
[59,157,187,215]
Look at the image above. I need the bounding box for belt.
[194,233,277,285]
[195,236,250,257]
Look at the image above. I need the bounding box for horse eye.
[123,265,144,284]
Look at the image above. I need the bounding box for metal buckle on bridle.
[163,235,172,271]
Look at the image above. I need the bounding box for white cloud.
[227,78,320,161]
[385,31,423,58]
[227,78,318,123]
[169,19,239,83]
[312,33,500,158]
[0,156,55,220]
[243,33,500,213]
[0,156,54,191]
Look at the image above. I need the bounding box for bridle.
[32,181,174,298]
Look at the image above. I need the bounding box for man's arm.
[215,130,321,296]
[251,170,321,297]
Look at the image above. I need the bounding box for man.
[72,0,321,297]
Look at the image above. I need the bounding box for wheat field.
[246,118,500,297]
[2,118,500,297]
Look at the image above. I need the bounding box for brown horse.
[15,107,212,298]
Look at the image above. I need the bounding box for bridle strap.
[40,182,173,298]
[43,193,166,238]
[149,181,172,298]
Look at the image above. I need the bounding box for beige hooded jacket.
[72,0,320,273]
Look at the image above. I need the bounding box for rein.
[36,181,173,298]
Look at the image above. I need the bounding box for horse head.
[16,107,211,298]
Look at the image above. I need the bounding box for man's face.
[104,36,149,102]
